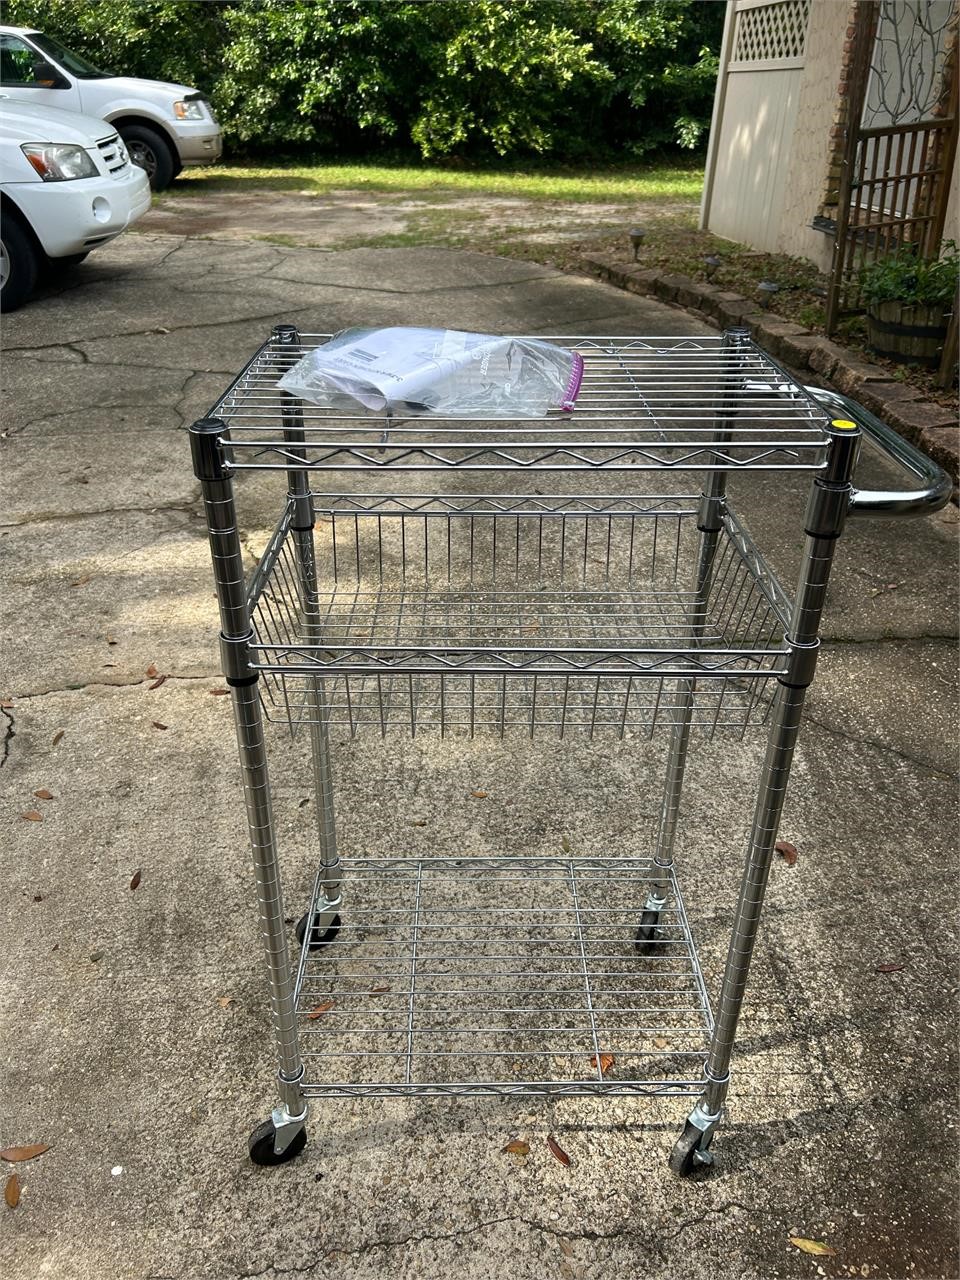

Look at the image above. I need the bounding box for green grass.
[172,159,703,203]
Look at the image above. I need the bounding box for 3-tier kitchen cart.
[189,326,949,1173]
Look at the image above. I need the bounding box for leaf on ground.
[590,1053,615,1076]
[561,834,571,852]
[209,688,230,696]
[145,664,158,677]
[129,869,142,891]
[69,575,91,588]
[51,731,64,747]
[501,1139,530,1156]
[4,1173,20,1208]
[21,811,43,822]
[788,1237,837,1257]
[410,819,427,827]
[775,840,798,866]
[148,675,167,691]
[33,789,55,800]
[1,1143,50,1163]
[307,1000,335,1020]
[152,721,168,731]
[653,1036,670,1050]
[875,962,905,973]
[369,986,392,995]
[1,700,13,709]
[217,996,233,1008]
[559,1238,576,1258]
[469,790,488,799]
[546,1135,571,1167]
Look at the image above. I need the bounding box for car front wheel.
[119,124,175,191]
[0,216,39,313]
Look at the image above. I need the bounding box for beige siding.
[777,0,850,270]
[707,66,803,250]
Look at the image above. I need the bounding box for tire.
[0,215,40,313]
[248,1119,307,1167]
[634,907,662,955]
[119,124,175,191]
[55,251,90,269]
[40,250,89,279]
[668,1120,714,1177]
[295,911,342,951]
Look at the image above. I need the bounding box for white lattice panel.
[733,0,810,63]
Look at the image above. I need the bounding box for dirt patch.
[139,187,696,251]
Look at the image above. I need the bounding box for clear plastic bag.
[276,326,584,417]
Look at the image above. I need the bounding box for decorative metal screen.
[862,0,955,128]
[732,0,810,63]
[825,0,959,331]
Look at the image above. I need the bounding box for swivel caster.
[295,910,342,951]
[248,1117,307,1166]
[634,907,664,955]
[668,1118,716,1177]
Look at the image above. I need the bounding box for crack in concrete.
[3,673,222,702]
[823,631,957,646]
[2,300,323,357]
[662,1199,752,1241]
[235,1211,644,1276]
[0,498,200,527]
[802,709,957,780]
[0,498,199,530]
[2,402,183,438]
[0,705,14,769]
[230,1201,743,1277]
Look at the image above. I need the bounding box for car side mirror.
[33,60,68,89]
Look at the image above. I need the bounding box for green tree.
[1,0,723,160]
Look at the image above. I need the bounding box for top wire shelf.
[209,333,834,473]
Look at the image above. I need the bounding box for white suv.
[0,98,151,311]
[0,26,222,190]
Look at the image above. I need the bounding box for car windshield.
[29,32,113,79]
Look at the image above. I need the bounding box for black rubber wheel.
[0,215,39,312]
[634,907,663,954]
[248,1119,307,1167]
[54,251,90,269]
[295,911,342,951]
[668,1122,710,1177]
[39,250,89,280]
[120,123,175,190]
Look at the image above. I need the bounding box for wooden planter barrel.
[866,300,949,367]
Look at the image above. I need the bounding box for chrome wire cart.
[189,326,949,1172]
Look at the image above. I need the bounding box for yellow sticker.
[830,418,857,431]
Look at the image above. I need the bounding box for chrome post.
[189,416,307,1147]
[672,418,861,1171]
[645,328,751,920]
[274,326,342,934]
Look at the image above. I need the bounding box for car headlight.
[21,143,98,181]
[173,100,204,120]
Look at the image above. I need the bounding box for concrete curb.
[578,252,959,483]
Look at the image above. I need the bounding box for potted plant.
[859,241,958,367]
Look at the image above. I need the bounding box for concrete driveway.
[1,233,957,1280]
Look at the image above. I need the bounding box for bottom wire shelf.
[293,857,713,1098]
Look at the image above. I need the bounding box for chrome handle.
[806,385,953,519]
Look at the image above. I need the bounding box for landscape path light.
[756,280,780,308]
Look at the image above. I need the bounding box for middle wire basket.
[248,492,792,739]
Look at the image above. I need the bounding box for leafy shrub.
[859,242,959,308]
[3,0,722,160]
